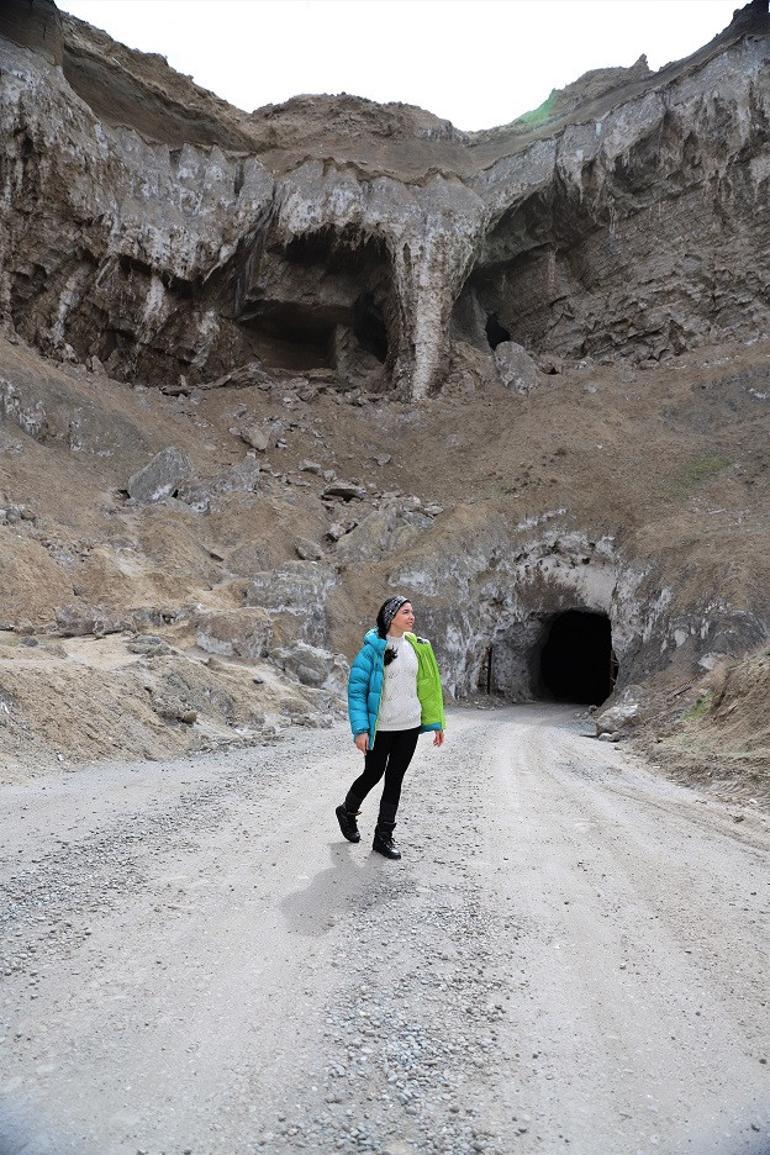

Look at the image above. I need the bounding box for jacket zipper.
[372,646,385,744]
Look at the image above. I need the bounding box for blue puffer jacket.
[347,627,445,747]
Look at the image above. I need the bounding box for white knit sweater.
[377,634,422,731]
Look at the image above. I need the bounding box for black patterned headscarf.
[377,595,409,638]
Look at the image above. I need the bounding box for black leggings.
[348,727,420,821]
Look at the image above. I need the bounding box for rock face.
[0,2,769,775]
[193,608,272,661]
[1,2,768,400]
[0,0,62,65]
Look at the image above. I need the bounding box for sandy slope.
[0,706,768,1155]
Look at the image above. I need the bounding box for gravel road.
[1,705,768,1155]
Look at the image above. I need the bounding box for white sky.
[62,0,740,131]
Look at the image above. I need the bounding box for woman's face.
[391,601,415,632]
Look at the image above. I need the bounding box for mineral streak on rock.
[1,1,768,399]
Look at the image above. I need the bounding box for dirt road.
[1,705,768,1155]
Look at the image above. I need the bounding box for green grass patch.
[683,693,713,722]
[676,453,731,492]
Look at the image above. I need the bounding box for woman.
[336,595,445,860]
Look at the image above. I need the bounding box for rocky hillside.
[0,0,768,790]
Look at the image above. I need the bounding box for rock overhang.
[2,0,768,398]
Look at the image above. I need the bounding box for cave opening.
[237,301,339,370]
[352,292,388,362]
[538,610,616,705]
[225,225,394,374]
[485,312,511,350]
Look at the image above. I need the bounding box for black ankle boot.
[335,795,361,843]
[373,821,401,860]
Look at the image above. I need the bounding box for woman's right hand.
[354,733,369,754]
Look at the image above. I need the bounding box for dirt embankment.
[0,329,768,790]
[637,645,770,805]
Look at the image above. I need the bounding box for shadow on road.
[279,841,412,936]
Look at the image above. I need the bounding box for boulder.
[389,510,434,550]
[697,652,730,672]
[594,687,643,740]
[177,458,261,513]
[127,447,192,504]
[335,504,433,563]
[55,604,129,638]
[335,507,397,563]
[332,324,387,392]
[272,641,349,693]
[193,608,272,661]
[493,342,539,395]
[238,423,272,452]
[201,362,274,391]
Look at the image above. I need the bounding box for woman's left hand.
[433,730,444,747]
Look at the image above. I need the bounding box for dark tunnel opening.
[485,311,511,350]
[538,610,617,705]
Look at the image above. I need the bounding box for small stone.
[321,480,366,501]
[238,424,271,452]
[295,537,323,561]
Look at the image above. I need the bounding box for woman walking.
[336,595,445,859]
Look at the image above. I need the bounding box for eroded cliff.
[0,0,768,786]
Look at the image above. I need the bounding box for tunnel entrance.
[538,610,616,705]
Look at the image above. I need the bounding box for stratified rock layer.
[1,2,768,398]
